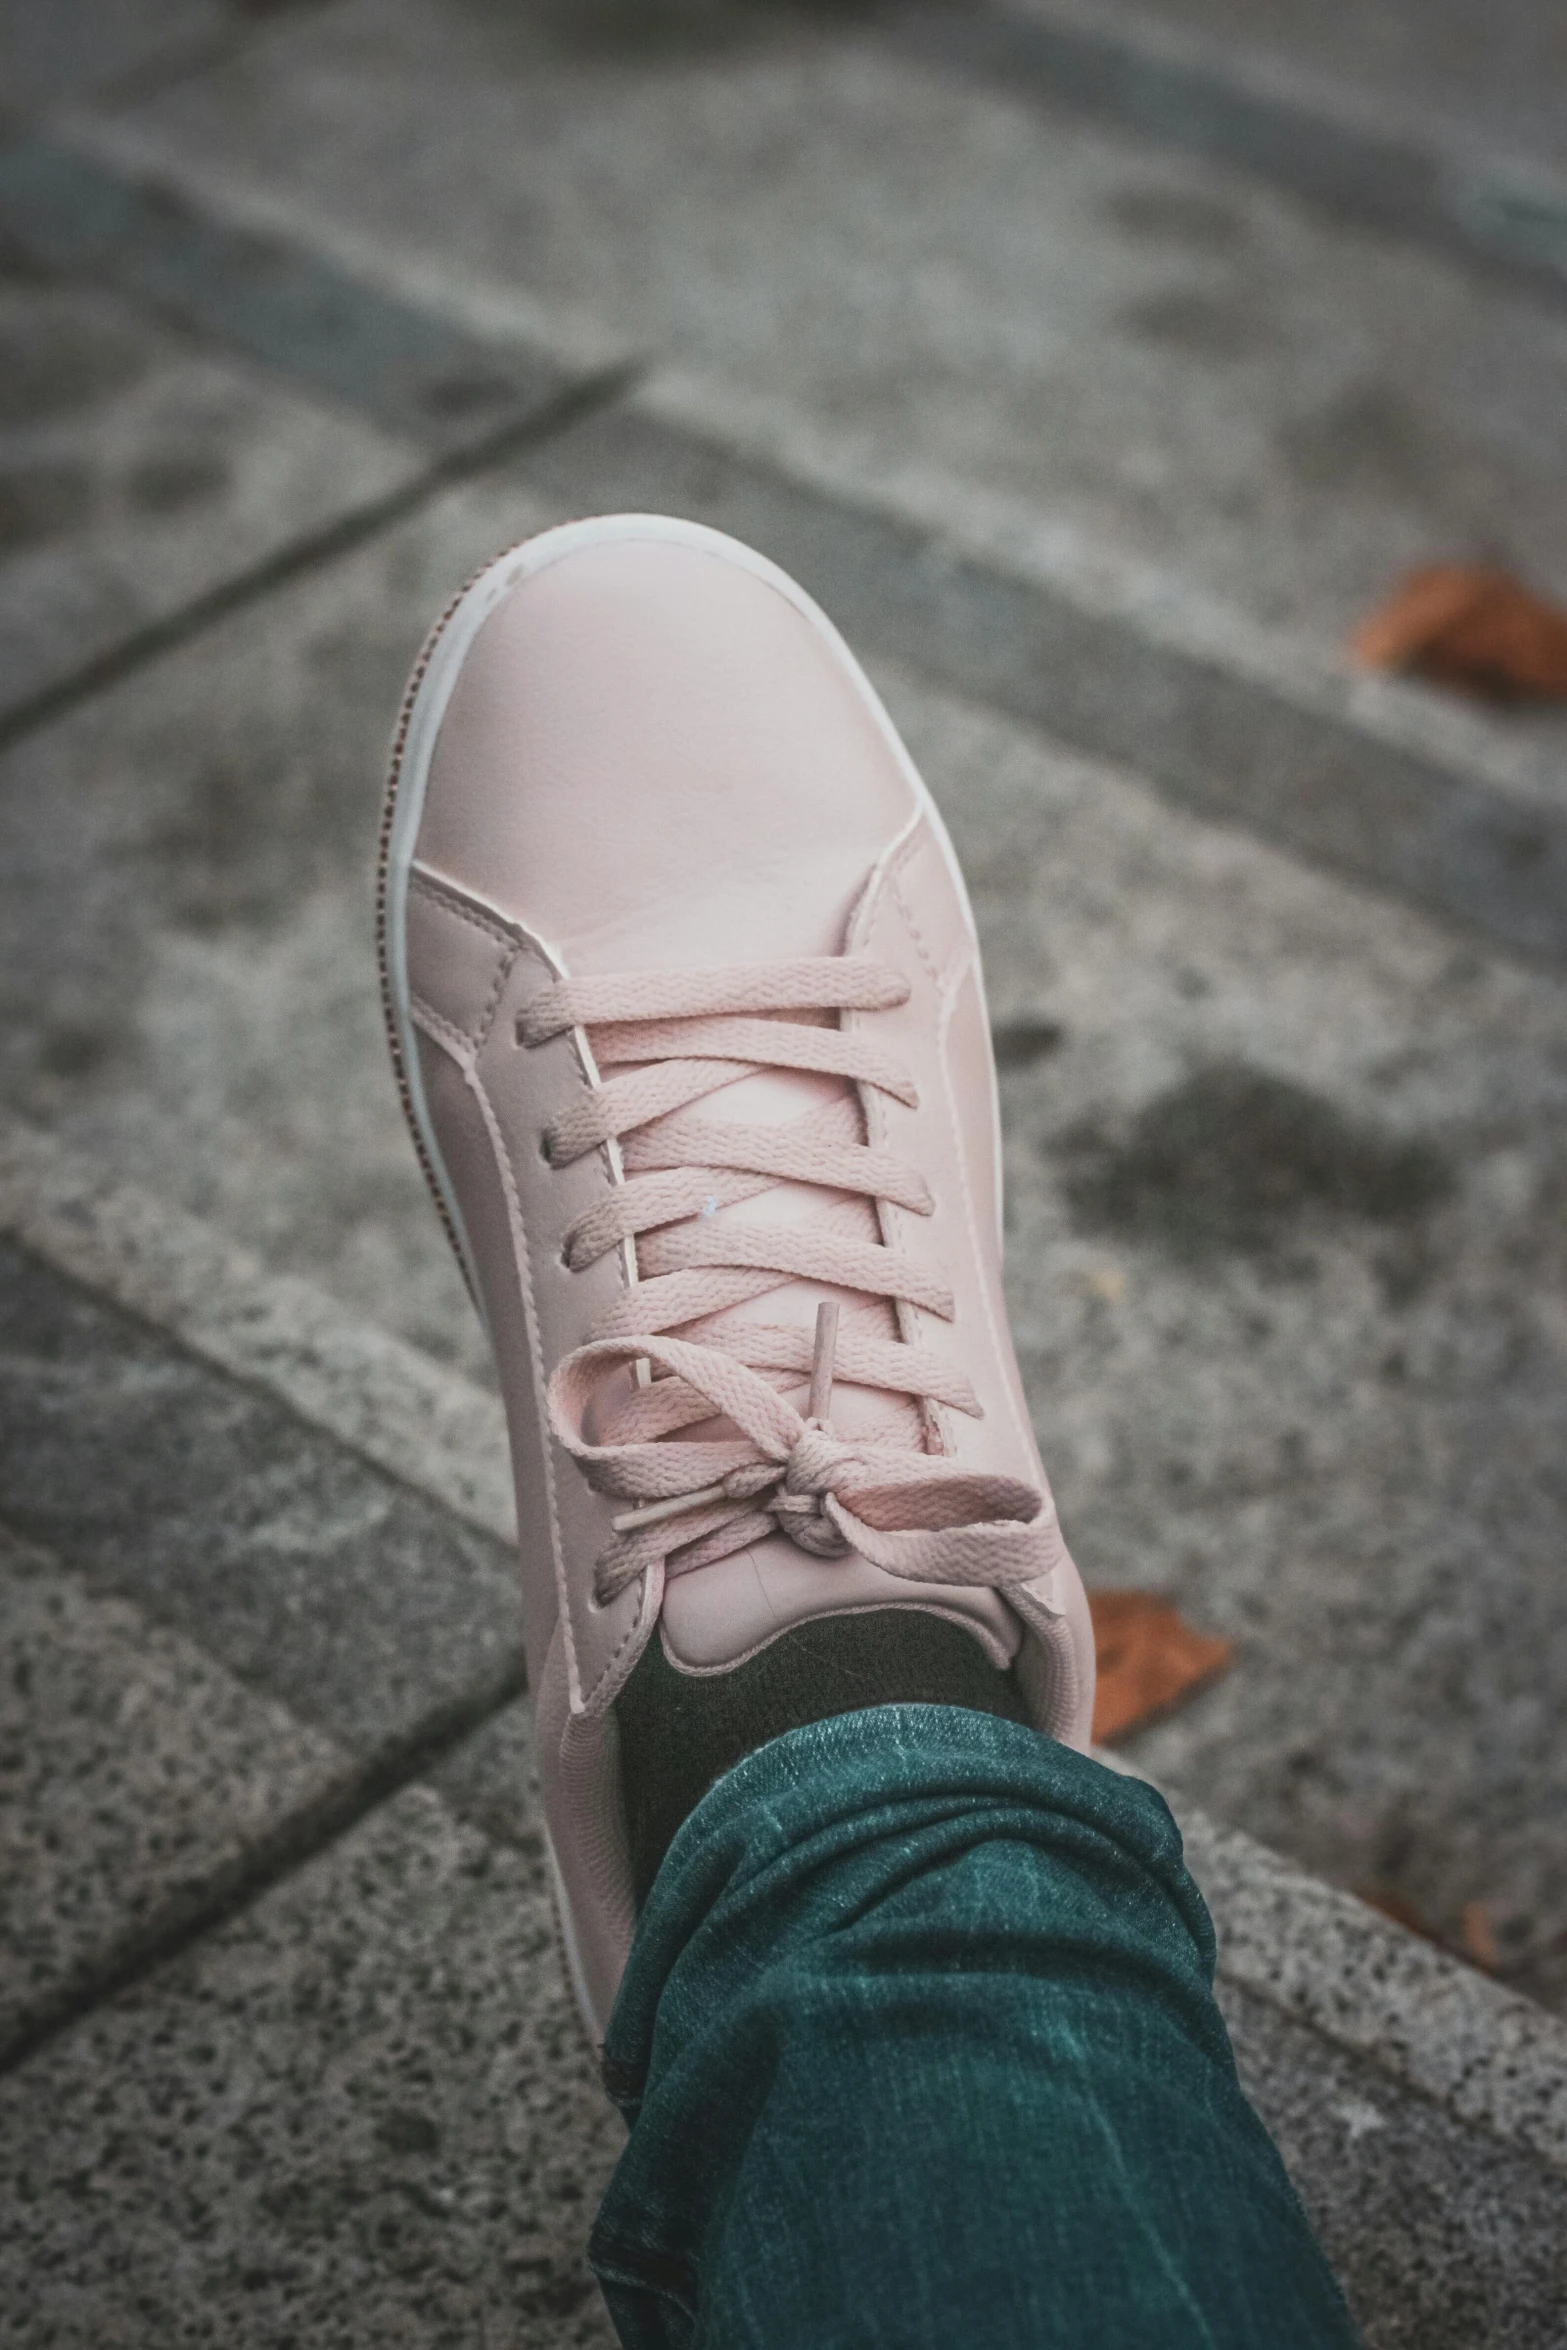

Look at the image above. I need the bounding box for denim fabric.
[590,1704,1359,2350]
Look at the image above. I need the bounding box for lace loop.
[518,956,908,1042]
[534,955,1060,1607]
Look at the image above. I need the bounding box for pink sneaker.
[379,517,1095,2041]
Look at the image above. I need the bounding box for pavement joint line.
[535,386,1567,969]
[60,3,352,120]
[11,116,1567,966]
[0,122,609,445]
[50,104,636,382]
[45,100,1567,842]
[634,363,1567,831]
[0,359,640,760]
[0,1637,528,2081]
[887,0,1567,306]
[0,1114,516,1545]
[1179,1810,1567,2181]
[5,1111,1567,2171]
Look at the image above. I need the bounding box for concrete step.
[902,0,1567,301]
[81,0,1567,715]
[3,30,1562,957]
[2,1119,1565,2348]
[0,259,417,721]
[0,128,622,743]
[1001,0,1567,189]
[2,398,1565,1997]
[0,0,228,114]
[0,8,1564,2328]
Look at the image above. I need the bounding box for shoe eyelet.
[538,1134,554,1165]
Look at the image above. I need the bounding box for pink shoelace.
[530,956,1065,1603]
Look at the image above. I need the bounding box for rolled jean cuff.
[591,1704,1358,2350]
[600,1703,1216,2115]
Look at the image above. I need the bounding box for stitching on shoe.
[864,822,993,1456]
[407,870,520,1047]
[464,1054,579,1693]
[410,996,479,1065]
[936,959,1035,1467]
[887,831,952,994]
[846,834,944,1444]
[471,943,518,1052]
[588,1562,651,1704]
[408,864,521,948]
[465,952,642,1716]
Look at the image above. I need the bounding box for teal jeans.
[590,1705,1359,2349]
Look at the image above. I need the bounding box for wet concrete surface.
[0,1784,622,2350]
[0,1520,347,2057]
[2,0,1566,2337]
[0,445,1564,1999]
[1021,0,1567,174]
[0,271,414,717]
[97,0,1567,658]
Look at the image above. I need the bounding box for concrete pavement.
[3,1126,1566,2345]
[3,1,1567,2339]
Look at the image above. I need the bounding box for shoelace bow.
[529,956,1062,1603]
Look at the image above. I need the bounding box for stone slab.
[1220,1980,1567,2350]
[1184,1808,1567,2174]
[425,1692,540,1857]
[0,0,222,112]
[3,1100,1565,2338]
[0,1519,349,2062]
[1,452,1565,1995]
[0,1113,516,1543]
[20,114,1567,956]
[0,1239,525,1755]
[0,131,578,452]
[2,1125,1560,2165]
[0,267,415,721]
[0,1763,1562,2350]
[0,1785,622,2350]
[99,0,1567,667]
[901,0,1567,300]
[1007,0,1567,182]
[0,470,562,1387]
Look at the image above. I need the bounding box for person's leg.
[590,1705,1359,2350]
[379,523,1353,2343]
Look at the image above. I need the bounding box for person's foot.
[379,516,1094,2040]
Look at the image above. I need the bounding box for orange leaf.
[1088,1590,1231,1743]
[1356,1883,1443,1946]
[1352,563,1567,699]
[1460,1900,1501,1973]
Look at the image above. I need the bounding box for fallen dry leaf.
[1356,1888,1508,1976]
[1460,1900,1502,1973]
[1088,1590,1231,1743]
[1352,563,1567,699]
[1356,1884,1444,1946]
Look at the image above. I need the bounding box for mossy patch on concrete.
[1059,1062,1452,1259]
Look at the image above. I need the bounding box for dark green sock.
[615,1611,1033,1905]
